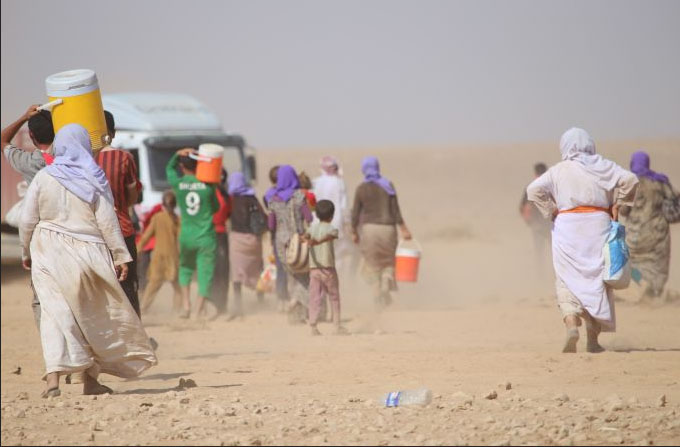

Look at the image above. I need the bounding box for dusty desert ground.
[2,141,680,446]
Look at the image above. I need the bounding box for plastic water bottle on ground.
[380,388,432,407]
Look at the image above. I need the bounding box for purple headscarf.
[46,124,113,204]
[630,151,669,184]
[228,172,255,196]
[264,165,300,202]
[361,156,395,195]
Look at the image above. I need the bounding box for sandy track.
[2,143,680,445]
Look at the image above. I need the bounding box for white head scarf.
[559,127,620,190]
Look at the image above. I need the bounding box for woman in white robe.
[20,124,157,397]
[527,128,638,353]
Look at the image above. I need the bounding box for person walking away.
[137,190,182,313]
[351,156,412,308]
[2,105,55,328]
[136,202,163,293]
[527,128,638,353]
[96,111,143,316]
[313,156,352,274]
[619,151,680,302]
[519,162,553,281]
[266,165,313,324]
[166,148,219,319]
[210,169,231,316]
[304,200,349,336]
[227,172,267,319]
[298,171,317,211]
[19,124,157,398]
[264,165,289,309]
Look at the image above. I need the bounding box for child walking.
[305,200,349,335]
[137,190,182,313]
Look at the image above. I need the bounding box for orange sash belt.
[559,206,611,215]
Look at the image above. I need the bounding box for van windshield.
[145,135,244,191]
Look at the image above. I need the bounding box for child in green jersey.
[166,148,219,319]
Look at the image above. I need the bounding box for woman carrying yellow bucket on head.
[44,69,108,152]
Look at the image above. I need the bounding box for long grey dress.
[269,190,310,322]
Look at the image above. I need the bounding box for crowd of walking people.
[2,103,678,397]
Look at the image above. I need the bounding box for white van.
[0,92,256,262]
[103,92,257,210]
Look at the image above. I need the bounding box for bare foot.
[310,326,322,336]
[334,326,350,336]
[562,328,579,353]
[83,375,113,395]
[41,387,61,398]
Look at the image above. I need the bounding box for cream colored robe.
[20,171,157,379]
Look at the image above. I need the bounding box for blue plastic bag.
[603,221,631,289]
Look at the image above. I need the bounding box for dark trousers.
[122,235,141,317]
[210,232,230,313]
[138,249,152,292]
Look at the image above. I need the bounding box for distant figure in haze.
[137,190,182,313]
[266,165,313,324]
[527,128,638,354]
[265,165,289,309]
[227,172,268,319]
[313,156,352,273]
[211,169,232,316]
[520,162,552,275]
[298,171,317,211]
[351,156,412,309]
[619,151,680,302]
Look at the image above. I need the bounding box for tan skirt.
[229,231,264,289]
[30,228,157,379]
[359,223,398,292]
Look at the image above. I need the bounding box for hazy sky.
[2,0,679,149]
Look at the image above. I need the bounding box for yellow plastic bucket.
[193,144,225,184]
[45,69,108,152]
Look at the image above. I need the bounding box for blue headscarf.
[228,172,255,196]
[264,165,300,202]
[46,124,113,204]
[361,156,395,195]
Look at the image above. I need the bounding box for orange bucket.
[395,239,422,282]
[193,144,224,184]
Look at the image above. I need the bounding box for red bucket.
[395,239,421,283]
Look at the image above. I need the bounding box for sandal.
[41,387,61,398]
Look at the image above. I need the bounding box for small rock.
[485,390,498,400]
[12,366,22,375]
[16,392,28,401]
[180,397,190,404]
[554,393,570,403]
[605,413,618,423]
[451,392,474,408]
[657,395,667,408]
[14,410,26,418]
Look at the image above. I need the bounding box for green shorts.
[178,242,216,298]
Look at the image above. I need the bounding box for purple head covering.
[630,151,669,184]
[361,156,395,195]
[228,172,255,196]
[264,165,300,202]
[46,124,113,204]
